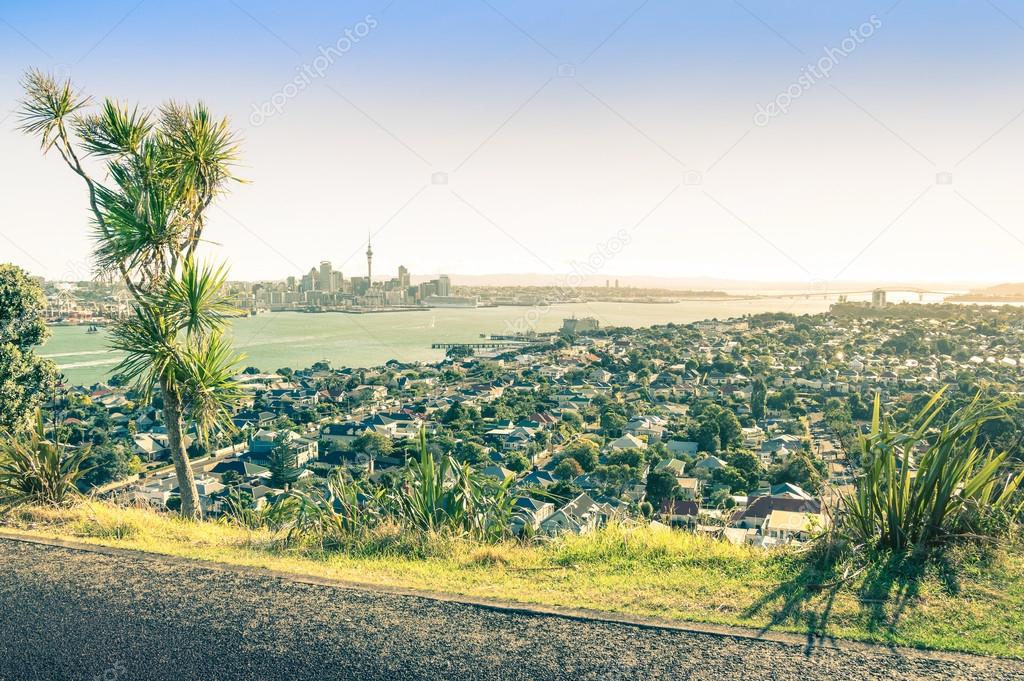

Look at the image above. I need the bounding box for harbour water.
[41,294,933,386]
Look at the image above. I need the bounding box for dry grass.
[3,501,1023,659]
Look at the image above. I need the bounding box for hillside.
[3,501,1024,661]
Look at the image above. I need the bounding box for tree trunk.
[161,375,202,520]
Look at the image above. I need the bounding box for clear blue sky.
[3,1,1024,283]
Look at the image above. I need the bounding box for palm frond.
[73,98,152,157]
[176,332,245,443]
[158,101,241,209]
[161,258,238,338]
[17,69,90,152]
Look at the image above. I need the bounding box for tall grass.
[838,390,1024,554]
[0,411,92,509]
[396,430,516,541]
[222,430,517,545]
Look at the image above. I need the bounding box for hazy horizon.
[4,1,1024,284]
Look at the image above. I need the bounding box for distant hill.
[967,283,1024,296]
[409,273,986,293]
[947,283,1024,302]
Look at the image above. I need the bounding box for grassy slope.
[4,501,1023,659]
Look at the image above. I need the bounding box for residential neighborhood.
[44,303,1024,547]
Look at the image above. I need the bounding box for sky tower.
[366,231,373,284]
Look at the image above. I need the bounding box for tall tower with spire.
[366,231,373,285]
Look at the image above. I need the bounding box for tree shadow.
[742,549,846,655]
[742,547,966,655]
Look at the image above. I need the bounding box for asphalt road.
[0,538,1021,681]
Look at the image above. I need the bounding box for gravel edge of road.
[0,529,1014,667]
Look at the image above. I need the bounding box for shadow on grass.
[742,547,965,655]
[742,549,845,655]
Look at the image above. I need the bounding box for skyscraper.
[398,265,410,288]
[437,274,451,296]
[319,261,333,292]
[301,268,318,293]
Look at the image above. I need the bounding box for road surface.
[0,538,1020,681]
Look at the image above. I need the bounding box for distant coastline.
[945,294,1024,303]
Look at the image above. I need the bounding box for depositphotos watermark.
[754,15,881,127]
[250,15,379,127]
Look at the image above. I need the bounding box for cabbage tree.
[19,70,244,519]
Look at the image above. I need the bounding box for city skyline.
[2,1,1024,283]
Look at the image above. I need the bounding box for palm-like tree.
[19,70,244,519]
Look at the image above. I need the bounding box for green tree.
[268,433,302,488]
[715,409,742,449]
[693,419,720,453]
[561,439,600,471]
[352,432,393,465]
[729,451,762,491]
[453,441,489,466]
[600,411,627,435]
[81,443,140,489]
[644,469,680,508]
[443,401,466,424]
[770,454,822,494]
[751,377,768,421]
[21,72,245,519]
[554,457,583,480]
[0,265,57,434]
[503,453,530,473]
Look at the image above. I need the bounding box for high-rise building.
[418,281,437,299]
[871,289,887,308]
[332,271,344,292]
[398,265,410,288]
[351,276,370,296]
[319,261,334,292]
[437,274,451,297]
[301,268,318,293]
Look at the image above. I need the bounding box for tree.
[561,409,583,430]
[503,453,530,473]
[644,469,680,508]
[352,432,393,465]
[770,454,822,494]
[554,457,583,480]
[715,409,742,449]
[445,345,474,360]
[80,443,140,489]
[0,265,57,434]
[711,466,747,494]
[600,411,627,435]
[729,451,762,490]
[561,439,599,472]
[442,401,465,424]
[268,433,302,488]
[453,441,489,466]
[693,418,720,453]
[751,377,767,421]
[21,71,244,519]
[605,448,644,469]
[548,478,581,501]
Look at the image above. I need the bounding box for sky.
[2,0,1024,285]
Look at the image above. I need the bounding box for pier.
[431,341,529,350]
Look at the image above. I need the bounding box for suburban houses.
[42,303,1024,547]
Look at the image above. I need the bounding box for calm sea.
[40,294,935,386]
